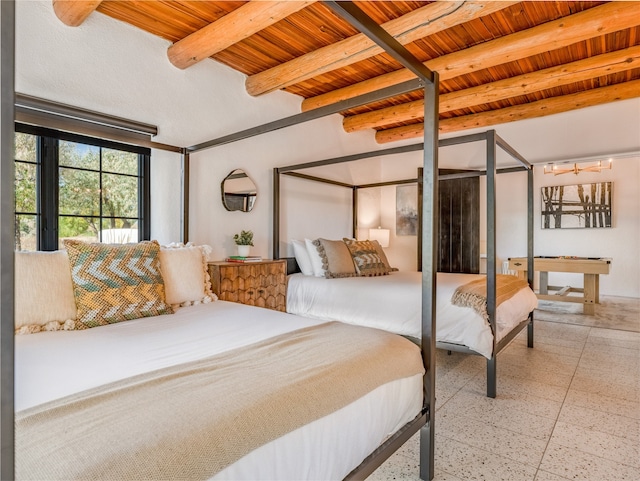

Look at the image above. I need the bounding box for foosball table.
[508,256,612,315]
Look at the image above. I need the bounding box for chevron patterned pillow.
[343,238,393,277]
[63,239,173,328]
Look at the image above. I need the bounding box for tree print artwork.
[541,182,612,229]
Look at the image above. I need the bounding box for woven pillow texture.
[315,238,357,278]
[370,239,398,272]
[343,238,392,276]
[63,239,173,328]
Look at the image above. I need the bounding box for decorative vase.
[237,245,251,257]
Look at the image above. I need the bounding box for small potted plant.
[233,230,254,257]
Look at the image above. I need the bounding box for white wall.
[15,0,375,256]
[484,158,640,298]
[15,1,640,296]
[375,149,639,297]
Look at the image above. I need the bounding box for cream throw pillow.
[14,250,78,334]
[159,243,217,307]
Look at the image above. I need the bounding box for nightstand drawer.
[208,260,286,312]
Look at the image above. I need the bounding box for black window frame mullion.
[14,122,150,250]
[98,147,103,242]
[140,153,150,241]
[39,136,58,251]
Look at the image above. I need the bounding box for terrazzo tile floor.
[369,296,640,480]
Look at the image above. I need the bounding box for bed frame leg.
[486,357,496,398]
[527,312,534,348]
[419,422,434,480]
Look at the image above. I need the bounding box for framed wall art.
[541,181,612,229]
[396,184,418,235]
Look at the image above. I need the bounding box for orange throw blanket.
[451,274,529,322]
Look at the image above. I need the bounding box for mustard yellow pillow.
[63,240,173,328]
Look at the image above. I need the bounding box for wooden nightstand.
[208,259,287,312]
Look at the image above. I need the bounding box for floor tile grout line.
[532,324,592,480]
[435,431,547,474]
[534,324,640,475]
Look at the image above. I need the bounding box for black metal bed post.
[320,3,438,479]
[527,166,535,348]
[0,1,16,477]
[419,72,439,481]
[417,167,423,272]
[273,168,280,260]
[180,149,189,243]
[494,132,535,350]
[485,130,498,399]
[352,186,358,239]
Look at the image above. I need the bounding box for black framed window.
[14,124,151,251]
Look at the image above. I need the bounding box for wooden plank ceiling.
[53,1,640,144]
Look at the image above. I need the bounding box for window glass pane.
[102,149,138,175]
[14,215,38,251]
[59,141,99,170]
[15,132,36,162]
[102,173,138,218]
[101,218,138,243]
[15,162,37,213]
[59,167,100,216]
[59,216,99,244]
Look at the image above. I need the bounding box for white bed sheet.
[15,300,423,480]
[286,271,538,359]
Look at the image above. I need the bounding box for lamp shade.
[369,227,390,248]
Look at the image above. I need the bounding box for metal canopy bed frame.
[272,130,536,399]
[2,1,438,479]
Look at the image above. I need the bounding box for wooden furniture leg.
[539,271,548,295]
[583,273,597,315]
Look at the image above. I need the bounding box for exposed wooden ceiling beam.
[375,79,640,143]
[343,45,640,133]
[245,1,517,96]
[168,1,315,70]
[52,0,102,27]
[302,2,640,112]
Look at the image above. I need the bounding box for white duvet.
[287,271,538,359]
[15,300,423,480]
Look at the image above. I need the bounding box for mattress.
[286,271,538,359]
[15,300,423,480]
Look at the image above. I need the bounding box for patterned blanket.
[16,321,423,480]
[451,274,529,322]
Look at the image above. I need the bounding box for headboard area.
[282,257,300,275]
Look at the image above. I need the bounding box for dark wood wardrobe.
[438,172,480,274]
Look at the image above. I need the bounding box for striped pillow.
[63,239,173,328]
[343,238,393,277]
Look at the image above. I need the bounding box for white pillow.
[291,239,313,276]
[159,243,217,307]
[14,250,78,334]
[305,238,325,277]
